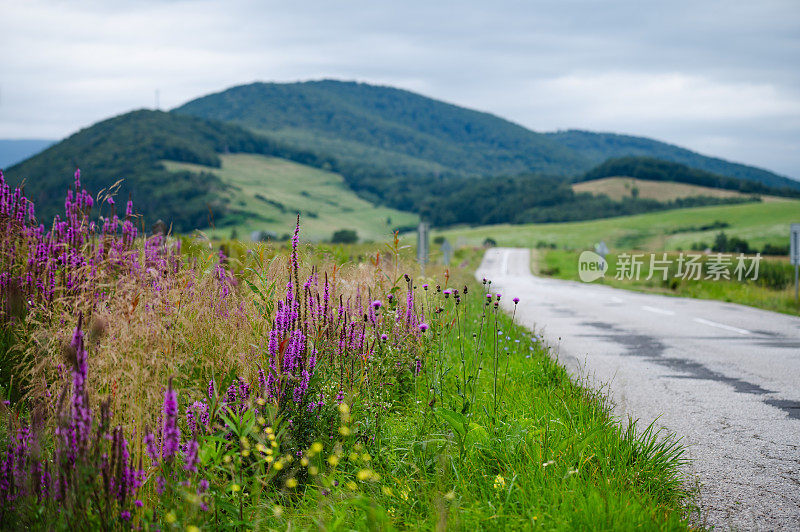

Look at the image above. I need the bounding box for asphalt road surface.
[476,247,800,530]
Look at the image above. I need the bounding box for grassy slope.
[572,177,786,202]
[163,154,418,241]
[435,200,800,251]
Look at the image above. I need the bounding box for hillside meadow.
[0,170,697,530]
[572,177,786,203]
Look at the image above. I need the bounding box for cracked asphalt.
[476,248,800,530]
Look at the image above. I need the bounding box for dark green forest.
[417,174,756,226]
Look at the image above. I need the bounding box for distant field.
[163,154,417,241]
[435,200,800,251]
[573,176,785,203]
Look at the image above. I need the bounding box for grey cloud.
[0,0,798,177]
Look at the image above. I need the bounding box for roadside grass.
[538,249,800,316]
[163,153,418,242]
[433,200,800,252]
[268,283,696,530]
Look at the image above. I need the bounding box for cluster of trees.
[690,231,791,257]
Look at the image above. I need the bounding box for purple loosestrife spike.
[161,379,180,461]
[70,313,92,453]
[144,430,159,466]
[184,439,199,472]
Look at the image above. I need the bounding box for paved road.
[476,248,800,530]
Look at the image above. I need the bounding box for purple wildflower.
[161,379,180,461]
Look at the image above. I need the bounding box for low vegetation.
[1,170,695,529]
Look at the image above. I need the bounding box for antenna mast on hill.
[155,89,160,110]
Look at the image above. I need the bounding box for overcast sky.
[1,0,798,178]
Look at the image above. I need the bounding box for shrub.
[331,229,358,244]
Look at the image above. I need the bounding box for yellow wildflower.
[493,475,505,490]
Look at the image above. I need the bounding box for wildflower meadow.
[0,170,695,530]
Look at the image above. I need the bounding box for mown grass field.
[572,176,786,203]
[435,200,800,251]
[163,154,418,242]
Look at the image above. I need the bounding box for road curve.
[477,247,800,530]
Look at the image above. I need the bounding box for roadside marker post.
[595,241,609,269]
[791,224,800,303]
[417,222,429,276]
[441,238,453,266]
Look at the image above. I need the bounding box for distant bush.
[331,229,358,244]
[762,243,789,256]
[483,237,497,248]
[713,232,752,254]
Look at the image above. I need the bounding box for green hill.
[174,80,799,194]
[4,110,334,232]
[174,80,585,180]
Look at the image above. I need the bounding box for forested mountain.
[175,80,799,193]
[4,110,328,231]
